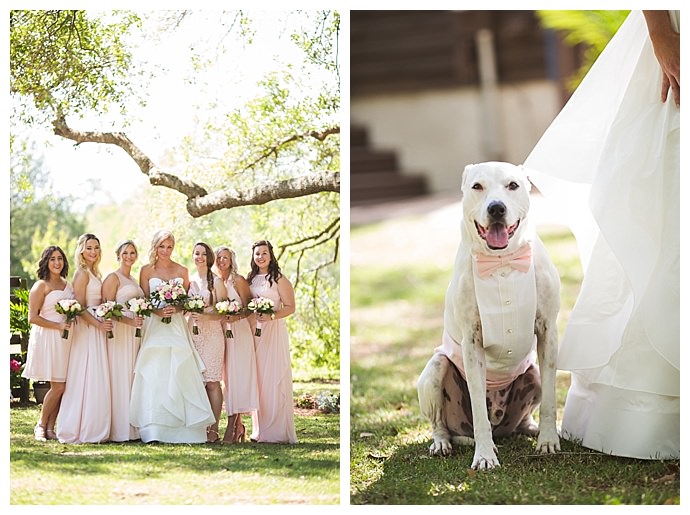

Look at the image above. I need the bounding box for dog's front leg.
[535,317,560,454]
[462,327,500,470]
[418,353,454,456]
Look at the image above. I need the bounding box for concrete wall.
[351,80,562,194]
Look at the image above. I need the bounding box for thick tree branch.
[187,173,340,217]
[52,115,340,216]
[53,114,208,198]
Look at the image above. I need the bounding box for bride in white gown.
[129,230,215,443]
[524,11,679,459]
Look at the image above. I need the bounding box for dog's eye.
[471,183,483,191]
[507,181,519,191]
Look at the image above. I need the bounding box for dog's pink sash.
[435,330,535,391]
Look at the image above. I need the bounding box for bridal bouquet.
[247,296,275,337]
[184,294,206,335]
[215,298,242,338]
[126,297,154,337]
[149,280,188,323]
[54,299,84,339]
[95,301,124,339]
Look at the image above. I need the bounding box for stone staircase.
[350,125,428,205]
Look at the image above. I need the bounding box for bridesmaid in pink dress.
[214,245,258,444]
[56,233,113,444]
[101,240,145,442]
[22,246,75,441]
[188,242,227,443]
[247,240,297,444]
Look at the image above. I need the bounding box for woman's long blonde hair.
[148,230,175,265]
[74,233,102,279]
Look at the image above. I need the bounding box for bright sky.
[20,10,331,210]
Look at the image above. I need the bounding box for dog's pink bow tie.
[474,243,532,278]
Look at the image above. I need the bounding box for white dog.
[417,161,561,470]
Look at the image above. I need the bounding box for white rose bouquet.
[183,294,206,335]
[247,296,275,337]
[54,299,84,339]
[126,297,154,337]
[215,298,242,338]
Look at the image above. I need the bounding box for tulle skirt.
[130,313,215,443]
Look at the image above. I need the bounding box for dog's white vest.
[436,246,537,390]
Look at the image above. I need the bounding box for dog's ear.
[518,164,533,193]
[461,164,475,190]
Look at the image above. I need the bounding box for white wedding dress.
[129,277,215,443]
[523,11,679,459]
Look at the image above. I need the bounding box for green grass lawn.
[350,218,680,505]
[10,380,340,505]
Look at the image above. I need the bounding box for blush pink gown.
[188,274,225,383]
[222,276,258,416]
[249,274,297,443]
[107,271,143,442]
[57,271,111,444]
[22,284,74,383]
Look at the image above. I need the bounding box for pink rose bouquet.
[95,301,124,339]
[149,279,188,324]
[247,296,275,337]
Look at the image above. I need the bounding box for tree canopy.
[10,10,340,212]
[9,10,341,376]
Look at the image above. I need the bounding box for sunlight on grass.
[10,398,340,505]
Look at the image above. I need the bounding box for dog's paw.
[471,450,500,470]
[429,438,452,457]
[471,440,500,470]
[536,426,560,454]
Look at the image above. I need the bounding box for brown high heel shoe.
[206,427,220,444]
[233,416,246,443]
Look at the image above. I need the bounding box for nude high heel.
[233,416,246,443]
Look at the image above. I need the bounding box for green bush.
[10,288,30,336]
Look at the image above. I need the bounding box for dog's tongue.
[487,223,509,249]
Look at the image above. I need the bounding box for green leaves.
[536,10,630,91]
[10,10,141,124]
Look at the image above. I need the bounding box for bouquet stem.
[62,329,69,339]
[135,327,142,338]
[106,329,114,339]
[225,323,233,339]
[193,322,199,335]
[255,322,262,337]
[162,316,172,324]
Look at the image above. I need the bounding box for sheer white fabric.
[523,11,679,459]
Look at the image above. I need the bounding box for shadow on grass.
[10,404,339,481]
[351,435,680,505]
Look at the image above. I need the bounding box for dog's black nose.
[487,201,506,220]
